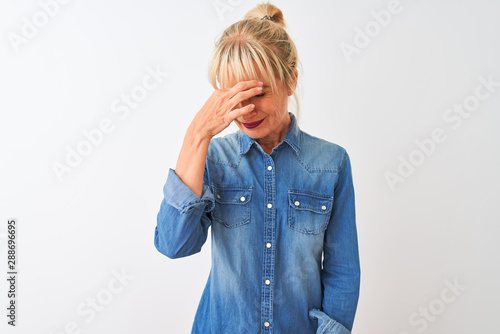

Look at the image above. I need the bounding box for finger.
[227,80,262,98]
[229,86,263,107]
[227,103,255,122]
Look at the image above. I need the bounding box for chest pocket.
[211,185,252,228]
[288,190,333,234]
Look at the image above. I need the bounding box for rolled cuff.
[163,168,215,214]
[309,309,352,334]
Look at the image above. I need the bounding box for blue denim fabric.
[154,113,360,334]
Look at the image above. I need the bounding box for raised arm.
[154,80,264,259]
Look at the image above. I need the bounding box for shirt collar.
[239,112,301,155]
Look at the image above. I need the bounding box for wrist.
[187,122,212,146]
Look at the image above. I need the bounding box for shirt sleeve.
[316,149,361,332]
[154,167,215,259]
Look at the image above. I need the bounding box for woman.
[154,2,360,333]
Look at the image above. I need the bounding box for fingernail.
[258,81,263,85]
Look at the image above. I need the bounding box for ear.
[287,70,298,96]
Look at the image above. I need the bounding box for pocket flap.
[288,190,333,214]
[212,185,252,205]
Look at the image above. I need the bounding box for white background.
[1,0,499,333]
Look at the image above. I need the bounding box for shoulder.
[298,130,349,173]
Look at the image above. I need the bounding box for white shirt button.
[266,242,272,248]
[240,196,246,202]
[294,201,300,206]
[264,322,270,327]
[265,279,271,285]
[267,203,273,209]
[267,166,273,171]
[321,205,327,211]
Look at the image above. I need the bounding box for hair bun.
[244,2,286,29]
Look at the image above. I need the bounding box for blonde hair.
[208,2,300,117]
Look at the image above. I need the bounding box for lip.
[242,119,265,129]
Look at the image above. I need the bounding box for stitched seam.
[338,148,347,173]
[322,319,336,333]
[288,189,334,200]
[291,146,339,173]
[207,155,241,168]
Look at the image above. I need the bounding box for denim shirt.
[154,113,360,334]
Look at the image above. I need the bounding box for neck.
[257,113,291,154]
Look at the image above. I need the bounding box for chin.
[242,128,268,140]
